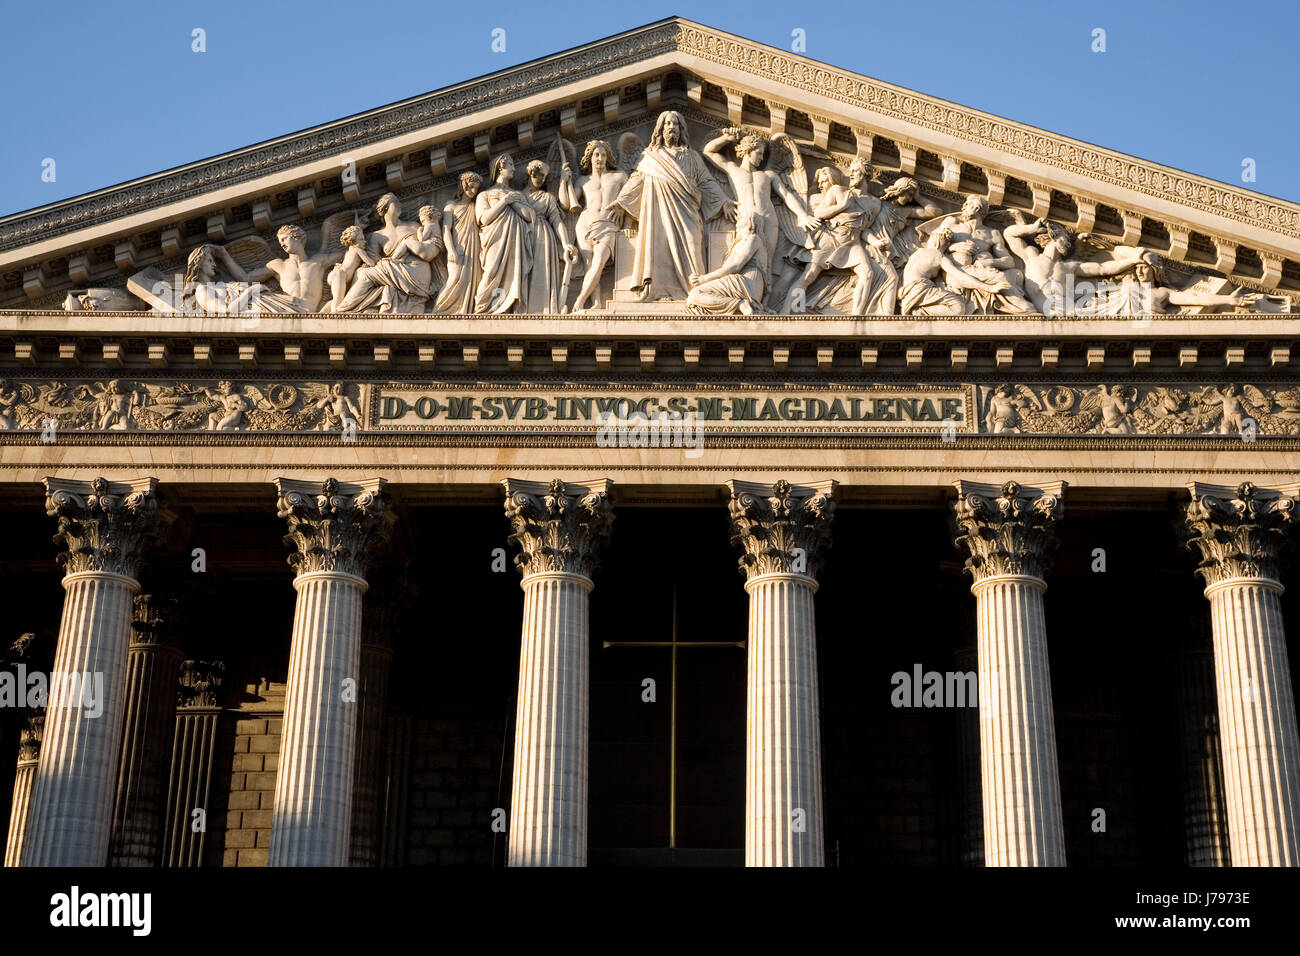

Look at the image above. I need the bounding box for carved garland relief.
[1,376,1299,439]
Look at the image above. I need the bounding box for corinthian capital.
[275,477,395,578]
[952,480,1065,583]
[19,712,44,762]
[131,593,183,648]
[726,479,837,580]
[43,476,163,579]
[1184,481,1300,588]
[503,478,614,578]
[177,660,225,709]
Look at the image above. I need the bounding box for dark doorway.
[589,507,747,866]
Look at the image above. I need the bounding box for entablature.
[2,311,1297,378]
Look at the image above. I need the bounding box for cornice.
[0,19,681,255]
[1,16,1296,272]
[673,22,1300,241]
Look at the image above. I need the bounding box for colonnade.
[6,475,1300,866]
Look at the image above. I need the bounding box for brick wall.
[218,681,284,867]
[404,715,507,867]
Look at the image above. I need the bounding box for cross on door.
[602,585,744,850]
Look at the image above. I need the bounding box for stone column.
[5,713,44,867]
[952,479,1067,867]
[109,593,185,866]
[269,477,394,867]
[162,660,225,867]
[502,478,614,867]
[350,572,414,867]
[1184,481,1300,866]
[1172,639,1230,867]
[379,713,413,867]
[952,645,984,866]
[23,476,163,867]
[726,478,836,867]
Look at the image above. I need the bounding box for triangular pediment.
[1,17,1296,313]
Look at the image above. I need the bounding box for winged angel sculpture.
[0,378,361,433]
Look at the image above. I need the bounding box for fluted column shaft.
[350,639,392,867]
[744,572,823,866]
[5,759,38,868]
[1173,647,1230,866]
[269,570,366,865]
[502,477,613,868]
[952,479,1067,867]
[952,645,984,866]
[1184,481,1300,866]
[5,717,43,867]
[269,476,394,867]
[509,571,592,866]
[110,598,184,866]
[1204,578,1300,865]
[163,706,222,867]
[971,574,1066,866]
[23,571,137,866]
[24,475,161,867]
[727,478,835,867]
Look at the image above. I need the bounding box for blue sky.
[1,0,1296,216]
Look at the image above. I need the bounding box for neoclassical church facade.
[0,18,1297,868]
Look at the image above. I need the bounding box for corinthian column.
[5,713,43,867]
[269,477,395,867]
[23,476,163,867]
[726,478,836,867]
[1172,638,1230,866]
[1184,481,1300,866]
[109,593,184,866]
[503,478,613,867]
[163,661,225,867]
[350,571,414,867]
[952,479,1066,867]
[4,632,47,868]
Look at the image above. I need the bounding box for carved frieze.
[1184,481,1300,587]
[979,382,1300,437]
[3,377,1300,441]
[726,478,836,579]
[502,478,614,578]
[43,476,164,578]
[0,378,365,433]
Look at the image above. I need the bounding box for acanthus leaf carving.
[43,476,164,579]
[275,477,394,579]
[951,479,1063,582]
[503,477,613,578]
[1184,481,1299,587]
[177,659,225,709]
[727,478,836,579]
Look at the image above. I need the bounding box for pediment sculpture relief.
[72,111,1287,318]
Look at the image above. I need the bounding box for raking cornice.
[1,17,1296,279]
